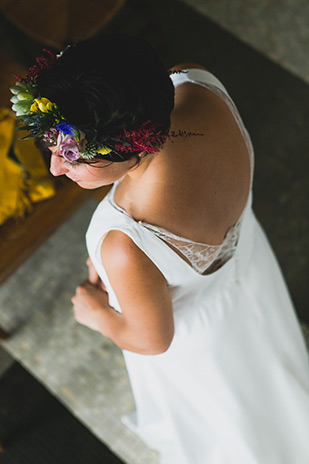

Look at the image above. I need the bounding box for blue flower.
[56,121,76,135]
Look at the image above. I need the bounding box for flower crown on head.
[10,49,202,163]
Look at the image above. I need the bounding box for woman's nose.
[49,153,68,176]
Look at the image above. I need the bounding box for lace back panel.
[139,220,241,275]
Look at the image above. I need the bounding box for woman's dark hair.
[36,34,175,163]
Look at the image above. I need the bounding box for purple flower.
[57,132,81,161]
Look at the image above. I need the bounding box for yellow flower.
[30,98,56,113]
[30,101,39,112]
[97,146,112,155]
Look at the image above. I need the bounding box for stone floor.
[0,200,157,463]
[181,0,309,83]
[0,1,308,463]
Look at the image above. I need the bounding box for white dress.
[86,69,309,464]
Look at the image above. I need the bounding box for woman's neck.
[114,149,166,216]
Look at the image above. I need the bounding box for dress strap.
[170,69,229,96]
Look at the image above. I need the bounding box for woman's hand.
[71,280,110,333]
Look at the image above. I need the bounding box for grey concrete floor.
[0,1,308,463]
[181,0,309,83]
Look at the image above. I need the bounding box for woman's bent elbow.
[122,330,174,355]
[145,331,174,355]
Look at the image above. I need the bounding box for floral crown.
[10,50,202,162]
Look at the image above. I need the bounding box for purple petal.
[62,150,81,161]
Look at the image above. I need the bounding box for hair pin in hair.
[168,69,189,75]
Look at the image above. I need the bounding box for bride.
[11,34,309,463]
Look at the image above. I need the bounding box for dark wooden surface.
[0,177,109,286]
[0,0,126,49]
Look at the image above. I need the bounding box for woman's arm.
[99,230,175,355]
[72,231,174,355]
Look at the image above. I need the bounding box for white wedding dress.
[86,69,309,464]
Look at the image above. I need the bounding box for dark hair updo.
[36,34,175,162]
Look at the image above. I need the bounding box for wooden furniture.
[0,0,126,49]
[0,178,110,339]
[0,178,109,285]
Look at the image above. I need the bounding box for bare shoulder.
[169,62,209,72]
[101,230,166,284]
[169,62,227,116]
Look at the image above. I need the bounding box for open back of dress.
[109,68,254,275]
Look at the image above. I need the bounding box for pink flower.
[57,132,83,161]
[43,128,59,145]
